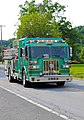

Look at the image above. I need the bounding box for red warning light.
[49,60,53,63]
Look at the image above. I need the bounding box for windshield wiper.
[37,57,42,60]
[43,54,49,58]
[51,55,64,59]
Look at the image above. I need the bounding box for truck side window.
[20,48,22,57]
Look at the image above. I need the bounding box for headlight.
[63,64,70,68]
[34,65,39,69]
[29,65,39,69]
[29,61,37,64]
[64,60,71,63]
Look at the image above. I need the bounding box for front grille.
[43,60,59,74]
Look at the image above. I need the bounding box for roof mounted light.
[55,40,58,42]
[46,40,54,44]
[27,39,65,44]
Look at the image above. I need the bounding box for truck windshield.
[29,46,69,58]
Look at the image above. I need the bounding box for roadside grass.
[70,64,84,79]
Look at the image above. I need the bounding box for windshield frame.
[29,46,69,59]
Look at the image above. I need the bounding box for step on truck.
[3,38,72,87]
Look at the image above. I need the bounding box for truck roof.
[18,38,68,47]
[19,37,63,42]
[19,37,64,44]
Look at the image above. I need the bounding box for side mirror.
[69,47,72,57]
[25,46,28,60]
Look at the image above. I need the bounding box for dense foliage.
[16,0,84,63]
[1,0,84,63]
[73,26,84,63]
[17,12,61,38]
[17,0,70,38]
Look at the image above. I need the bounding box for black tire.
[8,68,14,82]
[15,76,19,83]
[22,71,28,87]
[57,82,65,87]
[8,72,14,82]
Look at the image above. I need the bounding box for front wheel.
[8,72,14,82]
[22,71,28,87]
[57,82,65,87]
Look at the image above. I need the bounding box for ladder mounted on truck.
[3,48,18,60]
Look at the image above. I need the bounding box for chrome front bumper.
[29,74,73,83]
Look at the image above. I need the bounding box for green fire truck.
[3,38,72,87]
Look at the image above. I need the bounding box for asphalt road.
[0,64,84,120]
[0,87,64,120]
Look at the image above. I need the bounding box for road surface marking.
[0,85,73,120]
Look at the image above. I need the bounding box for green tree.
[68,26,84,62]
[17,0,84,63]
[80,47,84,63]
[17,12,61,38]
[19,0,66,17]
[17,0,68,38]
[74,26,84,44]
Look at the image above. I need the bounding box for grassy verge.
[70,64,84,79]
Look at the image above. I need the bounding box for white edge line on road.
[0,85,72,120]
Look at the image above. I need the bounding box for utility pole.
[0,25,6,44]
[0,25,6,62]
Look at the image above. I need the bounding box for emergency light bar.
[23,38,65,44]
[27,39,65,44]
